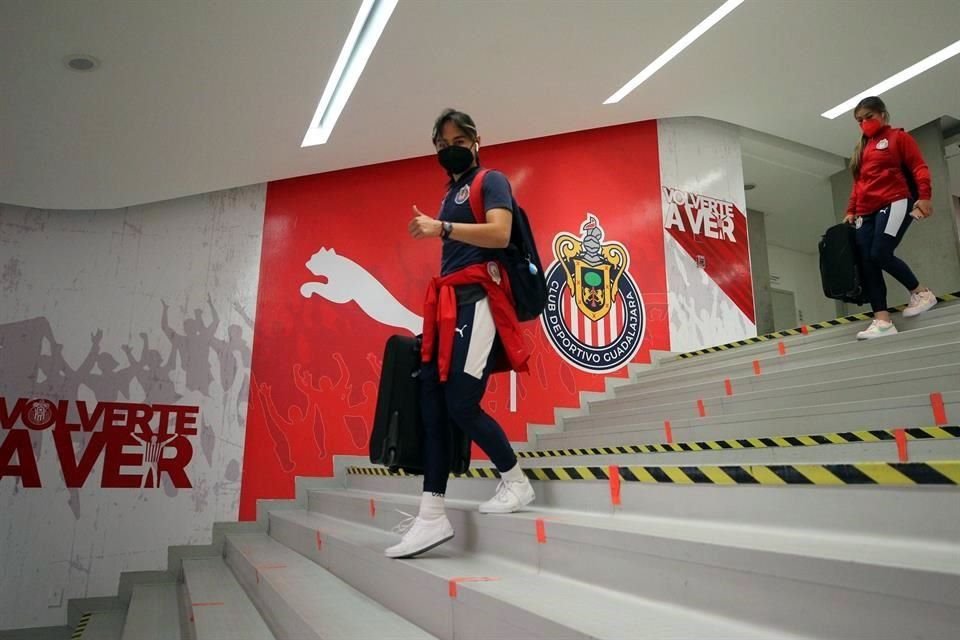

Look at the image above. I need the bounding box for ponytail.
[849,135,867,177]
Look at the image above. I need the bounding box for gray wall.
[0,185,265,630]
[829,119,960,313]
[747,208,774,334]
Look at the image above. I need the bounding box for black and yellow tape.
[517,426,960,459]
[347,461,960,486]
[677,291,960,359]
[72,612,91,640]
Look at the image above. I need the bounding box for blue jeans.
[420,297,516,495]
[855,198,919,312]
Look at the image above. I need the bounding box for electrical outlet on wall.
[47,585,64,608]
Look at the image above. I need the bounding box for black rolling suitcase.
[368,334,471,475]
[819,223,868,304]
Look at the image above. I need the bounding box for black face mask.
[437,145,475,175]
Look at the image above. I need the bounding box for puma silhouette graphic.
[300,247,423,335]
[454,324,468,338]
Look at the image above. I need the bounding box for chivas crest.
[541,214,645,373]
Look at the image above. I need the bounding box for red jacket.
[847,125,931,216]
[421,262,530,382]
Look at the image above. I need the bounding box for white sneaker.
[856,319,899,340]
[902,290,937,318]
[479,477,535,514]
[384,512,454,559]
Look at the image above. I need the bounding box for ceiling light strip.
[821,39,960,119]
[302,0,399,146]
[604,0,745,105]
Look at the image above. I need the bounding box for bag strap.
[468,169,491,224]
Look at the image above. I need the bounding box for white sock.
[500,462,525,483]
[418,492,445,520]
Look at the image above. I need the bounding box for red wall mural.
[662,187,755,322]
[239,121,668,520]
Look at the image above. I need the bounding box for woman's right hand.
[843,213,856,225]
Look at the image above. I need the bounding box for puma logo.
[454,324,468,338]
[300,247,423,336]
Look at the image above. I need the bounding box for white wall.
[0,185,265,629]
[767,244,838,326]
[658,117,756,352]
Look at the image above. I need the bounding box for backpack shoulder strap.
[468,169,491,224]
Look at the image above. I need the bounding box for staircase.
[51,297,960,640]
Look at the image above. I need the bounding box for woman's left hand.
[408,205,442,239]
[913,199,933,219]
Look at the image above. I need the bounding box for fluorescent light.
[302,0,398,146]
[821,39,960,119]
[604,0,744,105]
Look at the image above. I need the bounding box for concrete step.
[664,298,960,367]
[299,488,960,640]
[566,362,959,430]
[344,465,960,545]
[616,321,960,397]
[519,433,960,467]
[0,628,72,640]
[75,611,125,640]
[223,532,437,640]
[592,341,960,414]
[181,556,275,640]
[537,391,960,449]
[267,508,788,640]
[120,583,181,640]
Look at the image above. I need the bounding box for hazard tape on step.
[72,612,91,640]
[347,461,960,486]
[516,426,960,459]
[677,291,960,359]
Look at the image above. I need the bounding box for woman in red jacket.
[845,96,937,339]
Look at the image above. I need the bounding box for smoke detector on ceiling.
[64,55,100,72]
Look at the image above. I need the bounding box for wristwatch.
[441,221,453,239]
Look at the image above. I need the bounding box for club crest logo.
[26,399,55,429]
[541,214,645,373]
[454,185,470,205]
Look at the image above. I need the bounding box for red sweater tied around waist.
[421,262,530,382]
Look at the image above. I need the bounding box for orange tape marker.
[369,498,376,519]
[697,399,706,417]
[535,518,547,544]
[609,465,621,506]
[449,577,499,599]
[895,428,908,462]
[778,341,787,356]
[724,379,733,396]
[753,360,762,376]
[801,325,809,336]
[663,420,674,444]
[931,392,948,425]
[316,530,322,551]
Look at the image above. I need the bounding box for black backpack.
[819,223,868,304]
[469,169,547,321]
